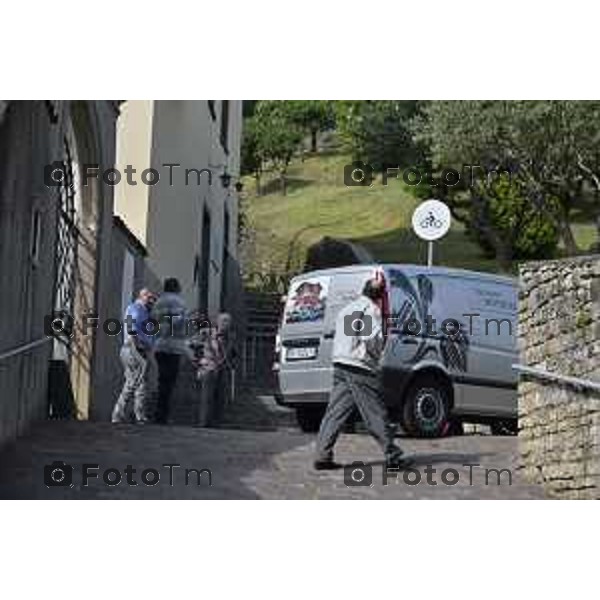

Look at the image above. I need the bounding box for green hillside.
[241,151,596,278]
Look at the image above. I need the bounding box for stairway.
[167,289,284,426]
[240,290,282,391]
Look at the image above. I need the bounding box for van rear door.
[278,268,375,403]
[278,274,332,402]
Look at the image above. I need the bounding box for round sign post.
[411,199,451,267]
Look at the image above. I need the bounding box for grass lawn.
[241,151,595,278]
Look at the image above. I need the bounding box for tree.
[413,101,558,269]
[285,100,335,153]
[414,101,600,266]
[515,101,600,252]
[568,100,600,249]
[240,116,264,194]
[248,102,304,195]
[335,100,422,169]
[242,100,259,118]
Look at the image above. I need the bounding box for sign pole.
[412,199,451,267]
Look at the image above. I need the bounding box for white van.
[274,264,518,437]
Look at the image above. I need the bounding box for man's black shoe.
[314,459,343,471]
[385,456,415,470]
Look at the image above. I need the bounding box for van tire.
[296,406,326,433]
[401,375,451,438]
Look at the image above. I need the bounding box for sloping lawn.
[242,152,593,277]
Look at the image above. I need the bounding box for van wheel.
[296,406,326,433]
[490,419,518,436]
[402,376,451,438]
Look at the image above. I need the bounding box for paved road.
[0,392,546,499]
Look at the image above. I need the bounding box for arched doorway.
[50,101,101,419]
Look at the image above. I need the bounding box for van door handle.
[323,331,335,339]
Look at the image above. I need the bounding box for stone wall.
[0,101,119,447]
[0,102,56,445]
[519,255,600,498]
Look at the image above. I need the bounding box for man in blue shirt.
[111,288,158,423]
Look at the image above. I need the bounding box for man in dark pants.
[153,278,188,424]
[314,278,410,470]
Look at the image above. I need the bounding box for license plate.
[286,346,318,361]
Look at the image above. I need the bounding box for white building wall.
[114,100,243,315]
[113,100,154,245]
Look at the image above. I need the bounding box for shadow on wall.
[91,217,154,422]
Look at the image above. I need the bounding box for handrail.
[0,337,52,362]
[513,363,600,394]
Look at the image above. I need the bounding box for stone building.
[0,100,120,445]
[0,100,245,443]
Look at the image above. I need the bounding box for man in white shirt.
[314,278,409,470]
[153,278,188,424]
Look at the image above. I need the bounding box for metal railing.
[513,363,600,394]
[0,337,52,363]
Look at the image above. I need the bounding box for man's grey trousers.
[316,363,403,462]
[112,345,157,423]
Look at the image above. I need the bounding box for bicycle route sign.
[412,199,451,242]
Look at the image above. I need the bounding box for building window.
[208,101,216,120]
[220,100,229,154]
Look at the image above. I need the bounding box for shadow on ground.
[0,387,302,500]
[0,418,311,499]
[0,388,545,499]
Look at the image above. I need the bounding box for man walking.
[112,288,158,423]
[153,278,188,424]
[314,278,409,470]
